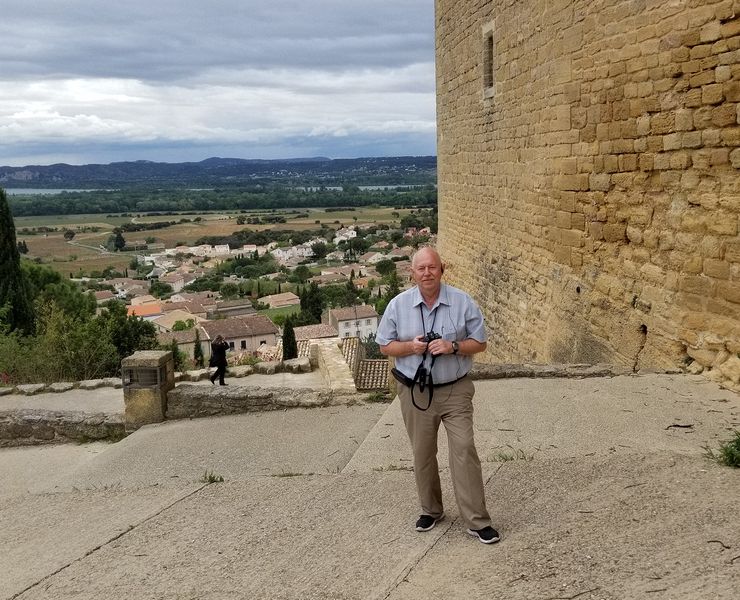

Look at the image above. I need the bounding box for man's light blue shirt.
[376,283,487,384]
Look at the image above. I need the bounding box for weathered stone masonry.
[436,0,740,388]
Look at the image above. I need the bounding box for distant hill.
[0,156,437,188]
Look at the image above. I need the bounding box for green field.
[13,206,411,278]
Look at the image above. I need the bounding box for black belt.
[392,368,467,389]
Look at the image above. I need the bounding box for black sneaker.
[467,526,500,544]
[415,514,443,532]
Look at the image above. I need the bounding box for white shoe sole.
[467,528,500,544]
[415,515,444,532]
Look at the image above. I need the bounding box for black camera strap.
[411,304,438,411]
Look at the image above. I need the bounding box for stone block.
[589,173,611,191]
[724,80,740,102]
[687,346,717,367]
[16,384,46,396]
[702,83,724,104]
[718,355,740,383]
[48,382,75,393]
[554,174,589,191]
[713,104,736,127]
[718,281,740,304]
[254,361,281,375]
[283,357,312,373]
[79,379,106,390]
[704,258,730,279]
[603,224,627,242]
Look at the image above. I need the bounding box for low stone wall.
[0,409,125,447]
[166,384,354,420]
[0,378,122,397]
[469,363,636,380]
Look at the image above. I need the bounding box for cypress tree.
[0,188,34,334]
[193,328,204,368]
[282,317,298,360]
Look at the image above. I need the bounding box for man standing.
[209,335,229,386]
[376,246,499,544]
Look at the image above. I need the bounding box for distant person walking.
[376,246,499,544]
[209,335,229,386]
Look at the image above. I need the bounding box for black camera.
[424,331,442,343]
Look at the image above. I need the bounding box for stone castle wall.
[436,0,740,387]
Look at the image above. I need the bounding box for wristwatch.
[451,341,459,355]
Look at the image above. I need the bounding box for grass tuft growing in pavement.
[200,470,225,483]
[704,431,740,468]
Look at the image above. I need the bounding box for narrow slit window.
[482,22,495,100]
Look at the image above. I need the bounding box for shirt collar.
[411,284,450,310]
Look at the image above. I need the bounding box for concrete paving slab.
[14,473,440,600]
[66,404,387,489]
[385,453,740,600]
[344,374,740,474]
[0,442,111,497]
[0,483,203,600]
[2,373,739,600]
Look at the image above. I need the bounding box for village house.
[358,251,385,265]
[326,304,379,340]
[130,294,158,306]
[309,273,348,286]
[332,227,357,244]
[258,292,300,309]
[200,315,279,355]
[150,309,207,333]
[93,290,115,306]
[170,291,219,312]
[127,302,163,321]
[208,298,257,319]
[157,329,200,361]
[293,323,338,341]
[161,300,208,319]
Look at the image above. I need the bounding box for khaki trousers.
[398,375,491,530]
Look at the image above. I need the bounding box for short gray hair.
[410,245,440,268]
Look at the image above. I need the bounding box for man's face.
[412,249,443,296]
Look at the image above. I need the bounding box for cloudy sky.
[0,0,436,166]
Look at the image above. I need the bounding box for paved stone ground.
[1,373,739,600]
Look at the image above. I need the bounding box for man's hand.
[427,338,454,356]
[410,335,429,355]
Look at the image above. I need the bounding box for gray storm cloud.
[0,0,436,165]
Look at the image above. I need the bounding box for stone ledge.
[470,363,634,380]
[166,384,352,420]
[1,377,124,396]
[0,409,125,447]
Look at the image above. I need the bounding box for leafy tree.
[220,282,239,298]
[96,301,158,367]
[385,271,401,302]
[300,282,323,322]
[375,258,396,278]
[363,333,383,359]
[0,188,35,334]
[34,301,119,382]
[149,280,173,298]
[282,317,298,360]
[23,262,96,320]
[293,265,311,283]
[167,339,187,372]
[311,241,328,260]
[172,319,195,331]
[113,228,126,251]
[63,229,76,241]
[193,328,204,368]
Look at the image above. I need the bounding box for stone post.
[121,351,175,431]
